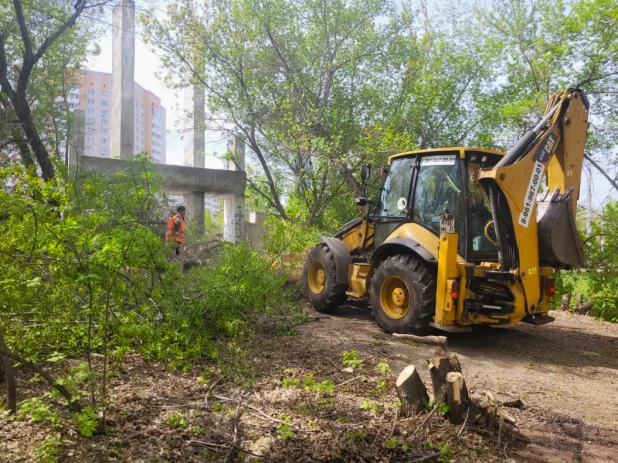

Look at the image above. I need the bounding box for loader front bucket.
[536,187,585,269]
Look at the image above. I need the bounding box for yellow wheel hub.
[380,275,410,319]
[308,261,326,294]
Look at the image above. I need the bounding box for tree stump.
[396,365,429,416]
[560,294,571,311]
[469,390,497,426]
[445,372,470,424]
[428,354,462,403]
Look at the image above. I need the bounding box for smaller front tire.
[303,244,347,313]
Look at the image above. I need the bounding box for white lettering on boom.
[518,160,545,227]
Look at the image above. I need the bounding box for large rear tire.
[303,244,347,313]
[370,254,436,334]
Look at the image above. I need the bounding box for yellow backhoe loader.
[303,88,589,334]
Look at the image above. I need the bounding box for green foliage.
[0,159,298,440]
[377,379,387,394]
[360,400,380,413]
[35,433,63,463]
[342,350,362,369]
[384,437,397,449]
[75,407,99,437]
[438,402,449,417]
[318,380,336,395]
[167,411,188,429]
[439,443,454,462]
[557,200,618,322]
[277,415,295,439]
[375,359,392,375]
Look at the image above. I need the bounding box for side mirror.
[361,164,371,183]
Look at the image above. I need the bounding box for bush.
[0,158,297,408]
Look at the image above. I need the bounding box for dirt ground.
[1,305,617,462]
[305,304,618,462]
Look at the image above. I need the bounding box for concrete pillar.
[223,136,246,243]
[182,73,206,231]
[183,191,205,232]
[183,81,205,168]
[246,212,267,249]
[68,110,85,166]
[111,0,135,160]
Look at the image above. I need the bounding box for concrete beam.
[111,0,135,160]
[79,155,246,195]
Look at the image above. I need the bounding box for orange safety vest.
[166,213,186,243]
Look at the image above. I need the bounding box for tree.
[143,0,394,227]
[0,0,106,180]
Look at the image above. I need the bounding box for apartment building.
[74,70,166,164]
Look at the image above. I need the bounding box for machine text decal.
[518,132,558,228]
[518,161,545,227]
[420,155,457,166]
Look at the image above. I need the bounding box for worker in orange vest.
[166,205,186,259]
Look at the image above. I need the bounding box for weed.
[342,350,361,369]
[319,380,335,394]
[360,400,380,413]
[376,359,392,374]
[438,402,449,417]
[75,406,99,437]
[384,438,397,449]
[167,411,188,429]
[347,430,367,443]
[283,377,300,388]
[277,423,295,440]
[35,433,63,463]
[191,425,203,436]
[439,443,453,462]
[377,379,387,394]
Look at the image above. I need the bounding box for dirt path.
[302,304,618,462]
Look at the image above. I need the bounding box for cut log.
[396,365,429,416]
[392,333,448,351]
[560,294,571,311]
[445,372,469,424]
[428,354,462,403]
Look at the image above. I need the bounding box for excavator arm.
[478,89,589,312]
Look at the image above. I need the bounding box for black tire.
[370,254,436,334]
[303,243,347,313]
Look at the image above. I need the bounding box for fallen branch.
[336,375,364,388]
[224,394,244,463]
[408,452,441,462]
[392,333,448,352]
[0,347,83,414]
[189,440,283,463]
[410,402,440,437]
[388,408,399,439]
[457,406,470,437]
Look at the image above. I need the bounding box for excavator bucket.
[536,187,585,269]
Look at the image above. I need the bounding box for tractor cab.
[371,148,504,264]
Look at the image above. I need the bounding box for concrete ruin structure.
[68,0,254,244]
